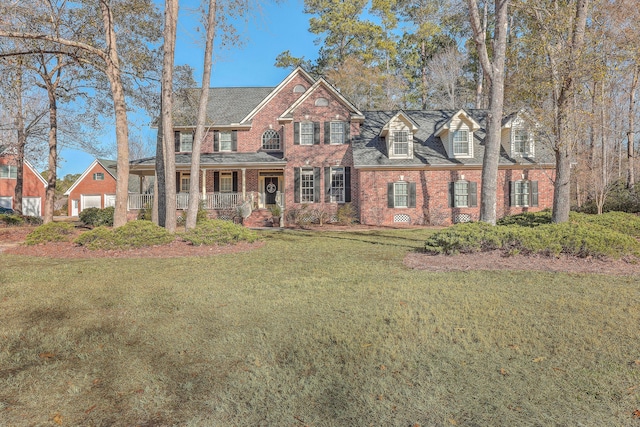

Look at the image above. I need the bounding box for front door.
[264,176,278,205]
[71,200,79,216]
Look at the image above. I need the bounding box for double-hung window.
[180,132,193,152]
[514,180,529,207]
[300,168,315,202]
[180,173,190,193]
[329,167,345,203]
[219,172,233,193]
[0,165,17,179]
[300,122,314,145]
[219,132,232,152]
[453,130,470,156]
[454,181,469,207]
[394,182,409,208]
[513,129,529,156]
[330,122,345,144]
[393,131,409,156]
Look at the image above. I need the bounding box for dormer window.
[452,129,470,157]
[513,128,533,157]
[392,131,409,156]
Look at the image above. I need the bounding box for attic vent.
[454,213,471,223]
[315,97,329,107]
[293,84,306,93]
[394,214,410,223]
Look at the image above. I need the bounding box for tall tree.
[467,0,510,225]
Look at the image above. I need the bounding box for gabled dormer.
[379,111,419,159]
[502,110,536,159]
[435,110,481,159]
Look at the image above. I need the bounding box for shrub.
[336,203,357,225]
[79,207,114,227]
[75,220,174,250]
[25,222,75,245]
[424,222,504,255]
[180,219,259,246]
[569,211,640,238]
[497,211,552,227]
[21,215,43,226]
[286,205,314,228]
[0,214,24,226]
[137,202,153,221]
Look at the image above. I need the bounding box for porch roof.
[130,152,286,172]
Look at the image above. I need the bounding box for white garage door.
[0,196,12,209]
[22,197,41,217]
[82,195,102,211]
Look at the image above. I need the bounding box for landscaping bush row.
[79,207,114,227]
[426,211,640,259]
[0,213,43,226]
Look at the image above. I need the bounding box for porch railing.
[128,192,243,211]
[128,193,154,210]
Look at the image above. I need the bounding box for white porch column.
[242,168,246,200]
[201,169,206,198]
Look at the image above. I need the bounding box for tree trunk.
[421,40,428,110]
[154,98,165,226]
[43,78,57,224]
[628,64,638,189]
[13,66,25,216]
[186,0,217,229]
[100,0,130,228]
[161,0,179,232]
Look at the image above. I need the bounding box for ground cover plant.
[24,222,75,245]
[179,219,259,245]
[74,220,174,250]
[427,211,640,258]
[78,207,115,227]
[1,229,639,426]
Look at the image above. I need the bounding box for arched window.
[315,97,329,107]
[293,84,306,93]
[262,129,280,150]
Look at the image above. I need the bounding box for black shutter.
[231,130,238,151]
[213,171,219,192]
[213,131,219,152]
[232,171,238,192]
[344,167,351,202]
[387,182,395,208]
[294,168,300,203]
[176,172,181,192]
[345,122,350,144]
[448,182,455,207]
[174,131,180,152]
[313,122,320,145]
[294,122,300,145]
[313,167,321,202]
[408,182,416,208]
[324,122,330,144]
[530,180,538,207]
[509,181,515,206]
[469,181,478,207]
[324,167,331,202]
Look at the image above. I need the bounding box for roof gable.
[434,109,482,137]
[64,159,115,196]
[379,111,420,137]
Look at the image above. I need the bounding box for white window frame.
[394,182,409,208]
[454,180,469,208]
[219,132,232,152]
[513,128,531,156]
[93,172,104,181]
[300,122,314,146]
[329,167,345,203]
[180,132,193,152]
[452,129,471,157]
[392,130,409,157]
[219,172,233,193]
[262,129,280,150]
[330,122,345,145]
[300,168,315,203]
[180,173,191,193]
[0,165,18,179]
[515,180,530,207]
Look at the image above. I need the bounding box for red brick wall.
[67,163,117,215]
[357,167,555,226]
[0,156,46,212]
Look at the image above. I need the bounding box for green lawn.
[1,229,639,426]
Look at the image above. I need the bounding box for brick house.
[128,67,555,226]
[0,145,47,216]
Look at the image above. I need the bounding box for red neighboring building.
[64,159,117,217]
[0,146,46,216]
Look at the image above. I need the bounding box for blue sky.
[58,0,316,176]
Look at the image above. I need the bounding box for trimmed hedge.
[25,222,75,245]
[75,220,175,250]
[180,219,259,246]
[79,207,114,227]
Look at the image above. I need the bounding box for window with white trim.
[392,130,409,156]
[300,122,314,145]
[513,128,530,156]
[394,182,409,208]
[262,129,280,150]
[180,173,190,193]
[93,172,104,181]
[453,130,470,156]
[219,172,233,193]
[315,97,329,106]
[300,168,315,202]
[219,132,232,152]
[180,132,193,152]
[330,122,345,144]
[0,165,17,179]
[329,167,345,203]
[514,180,529,207]
[454,181,469,207]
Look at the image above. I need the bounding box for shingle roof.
[172,87,275,127]
[352,110,555,168]
[130,152,285,168]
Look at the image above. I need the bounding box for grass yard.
[1,229,639,426]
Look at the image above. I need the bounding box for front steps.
[243,209,280,228]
